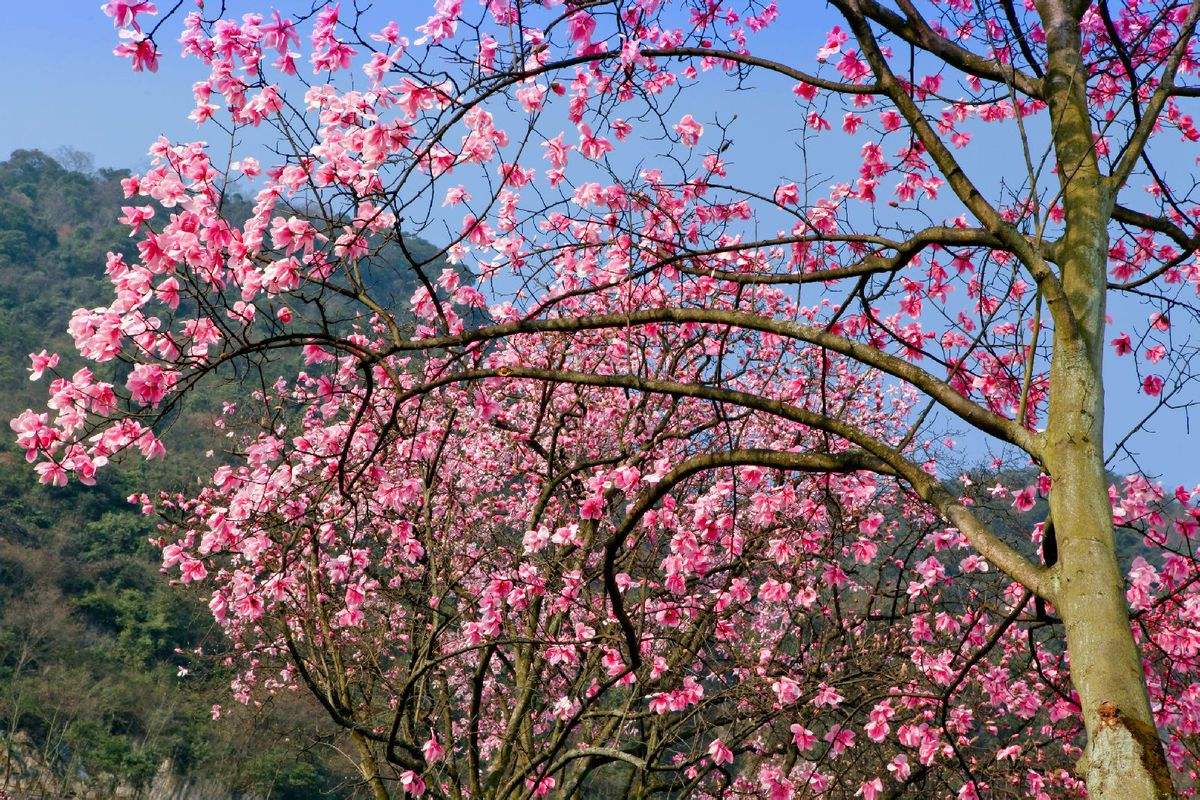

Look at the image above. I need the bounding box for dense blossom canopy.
[15,0,1200,797]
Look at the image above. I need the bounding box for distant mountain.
[0,148,457,418]
[0,148,453,800]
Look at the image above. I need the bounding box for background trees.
[0,149,392,799]
[16,1,1200,798]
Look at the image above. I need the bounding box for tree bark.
[1046,346,1175,798]
[1035,0,1177,794]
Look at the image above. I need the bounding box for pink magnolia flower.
[126,363,178,406]
[825,724,856,756]
[1012,486,1036,512]
[113,32,158,71]
[579,496,605,520]
[101,0,157,29]
[474,391,501,421]
[850,538,878,563]
[28,350,59,381]
[812,682,844,707]
[567,10,595,43]
[859,512,884,534]
[790,723,816,751]
[35,460,68,487]
[857,778,884,800]
[422,735,444,763]
[771,676,801,705]
[708,738,733,765]
[674,114,704,146]
[887,754,912,780]
[399,770,426,796]
[118,204,154,233]
[180,558,208,583]
[577,125,613,160]
[262,9,300,53]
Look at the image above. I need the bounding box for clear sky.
[2,2,203,171]
[3,1,1195,488]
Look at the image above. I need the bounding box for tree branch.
[379,307,1043,457]
[1109,0,1200,190]
[392,366,1055,600]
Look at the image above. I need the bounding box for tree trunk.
[1041,139,1177,800]
[1043,184,1178,799]
[1047,386,1175,798]
[1034,0,1178,793]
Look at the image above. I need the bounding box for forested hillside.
[0,149,441,799]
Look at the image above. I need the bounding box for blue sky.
[3,1,1195,488]
[2,2,204,171]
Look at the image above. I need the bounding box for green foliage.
[64,719,160,790]
[0,150,373,798]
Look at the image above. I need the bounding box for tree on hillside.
[15,1,1200,797]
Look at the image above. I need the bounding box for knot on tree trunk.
[1078,701,1177,800]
